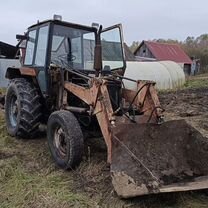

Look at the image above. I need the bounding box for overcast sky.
[1,0,208,46]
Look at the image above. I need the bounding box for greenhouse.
[123,61,185,90]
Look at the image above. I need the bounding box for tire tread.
[5,78,42,138]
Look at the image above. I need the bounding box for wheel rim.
[54,126,67,159]
[9,94,18,127]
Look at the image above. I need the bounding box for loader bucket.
[111,120,208,198]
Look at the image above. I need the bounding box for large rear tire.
[47,110,84,169]
[5,78,42,138]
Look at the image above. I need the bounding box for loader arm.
[122,81,163,123]
[64,77,163,163]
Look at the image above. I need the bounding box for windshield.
[51,25,95,70]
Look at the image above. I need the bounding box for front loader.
[4,16,208,198]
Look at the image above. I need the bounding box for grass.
[0,111,95,208]
[1,163,90,208]
[159,74,208,94]
[183,78,208,89]
[0,87,6,95]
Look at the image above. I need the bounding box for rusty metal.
[20,67,37,76]
[122,81,163,123]
[94,25,102,75]
[64,76,164,163]
[64,82,93,105]
[111,120,208,198]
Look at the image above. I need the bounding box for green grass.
[0,87,6,95]
[183,78,208,89]
[159,76,208,94]
[0,162,90,208]
[0,112,95,208]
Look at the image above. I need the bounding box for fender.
[5,67,38,79]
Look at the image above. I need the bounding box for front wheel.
[47,110,84,169]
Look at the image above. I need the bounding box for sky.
[1,0,208,46]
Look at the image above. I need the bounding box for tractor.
[4,16,208,198]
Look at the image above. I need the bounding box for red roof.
[136,41,192,64]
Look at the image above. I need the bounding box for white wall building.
[0,59,20,88]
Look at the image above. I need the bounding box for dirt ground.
[1,77,208,207]
[160,87,208,138]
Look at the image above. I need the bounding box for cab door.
[33,25,50,93]
[100,24,126,72]
[23,24,50,94]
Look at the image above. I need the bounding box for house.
[134,41,193,75]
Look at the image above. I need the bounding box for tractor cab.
[17,17,126,93]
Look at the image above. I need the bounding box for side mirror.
[16,34,28,41]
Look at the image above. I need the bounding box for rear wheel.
[5,78,42,138]
[47,110,84,169]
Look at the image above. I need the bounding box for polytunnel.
[123,61,185,90]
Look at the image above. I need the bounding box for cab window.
[35,26,49,66]
[24,30,36,65]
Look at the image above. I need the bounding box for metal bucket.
[111,120,208,198]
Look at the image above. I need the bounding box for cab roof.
[28,19,98,33]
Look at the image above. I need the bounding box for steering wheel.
[57,54,76,61]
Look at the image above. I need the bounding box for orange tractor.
[4,16,208,198]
